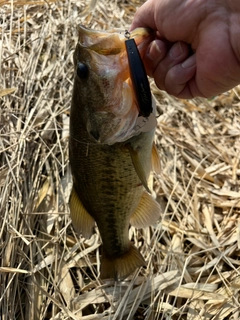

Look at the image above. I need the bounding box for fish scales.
[69,26,161,280]
[70,123,152,254]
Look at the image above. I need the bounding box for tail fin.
[100,244,146,280]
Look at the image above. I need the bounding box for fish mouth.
[77,25,152,55]
[76,26,154,144]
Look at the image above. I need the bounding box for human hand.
[130,0,240,98]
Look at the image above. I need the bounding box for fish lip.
[77,25,124,49]
[77,24,152,38]
[77,25,153,52]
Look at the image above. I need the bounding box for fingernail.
[182,54,196,68]
[147,40,162,60]
[170,42,183,59]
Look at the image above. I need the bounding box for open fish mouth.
[74,26,155,144]
[77,25,152,54]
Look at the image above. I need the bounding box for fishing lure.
[125,35,152,117]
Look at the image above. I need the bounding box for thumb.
[130,0,157,31]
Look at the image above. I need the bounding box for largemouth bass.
[69,26,161,280]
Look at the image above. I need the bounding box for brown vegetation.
[1,0,240,319]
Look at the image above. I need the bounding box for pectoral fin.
[69,186,95,239]
[151,142,161,174]
[127,144,151,193]
[130,191,160,228]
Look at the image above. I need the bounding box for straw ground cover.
[1,0,240,319]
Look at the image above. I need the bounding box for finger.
[177,79,202,99]
[143,40,169,78]
[164,54,197,98]
[152,41,190,91]
[130,0,156,31]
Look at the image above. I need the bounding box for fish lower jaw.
[89,129,100,142]
[86,119,139,145]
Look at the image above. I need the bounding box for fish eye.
[77,62,89,79]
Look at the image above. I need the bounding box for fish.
[69,25,161,280]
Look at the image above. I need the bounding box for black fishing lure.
[125,37,152,117]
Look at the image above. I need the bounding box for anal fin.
[100,243,146,280]
[69,186,95,239]
[130,191,160,228]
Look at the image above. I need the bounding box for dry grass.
[1,0,240,319]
